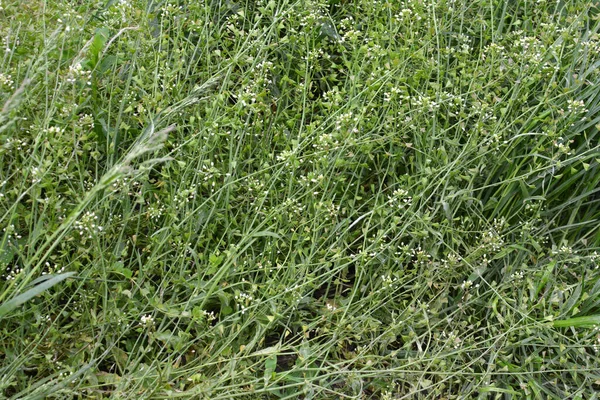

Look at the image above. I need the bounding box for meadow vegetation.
[1,0,600,398]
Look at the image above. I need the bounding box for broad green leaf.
[0,245,15,267]
[264,355,277,385]
[89,27,110,68]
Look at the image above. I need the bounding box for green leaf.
[563,284,583,317]
[111,346,129,372]
[320,20,341,41]
[89,27,110,69]
[251,344,280,357]
[207,252,224,275]
[217,291,232,316]
[112,261,133,279]
[0,243,15,267]
[535,261,556,297]
[264,355,277,385]
[0,272,76,319]
[98,54,117,74]
[251,230,282,239]
[553,315,600,328]
[479,386,520,395]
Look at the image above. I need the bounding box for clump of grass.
[1,0,600,398]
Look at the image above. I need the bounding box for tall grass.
[1,0,600,398]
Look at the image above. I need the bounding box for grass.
[1,0,600,398]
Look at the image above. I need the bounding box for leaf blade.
[0,272,76,319]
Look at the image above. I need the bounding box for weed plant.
[1,0,600,398]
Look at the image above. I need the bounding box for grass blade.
[0,272,76,319]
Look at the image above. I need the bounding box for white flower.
[460,280,473,290]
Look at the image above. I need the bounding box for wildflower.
[140,314,154,326]
[66,63,91,84]
[235,292,254,314]
[0,73,14,89]
[460,280,473,290]
[74,211,103,239]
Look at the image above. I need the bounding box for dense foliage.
[1,0,600,398]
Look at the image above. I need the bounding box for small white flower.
[460,280,473,290]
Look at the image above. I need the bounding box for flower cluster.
[146,201,166,221]
[198,161,222,188]
[234,291,255,315]
[0,73,14,89]
[566,99,588,115]
[381,274,399,288]
[4,137,28,152]
[66,63,91,85]
[41,261,66,276]
[44,126,65,136]
[439,330,462,349]
[325,301,338,312]
[73,211,103,239]
[593,326,600,354]
[510,271,525,281]
[459,280,473,290]
[2,224,20,240]
[173,185,198,209]
[553,137,574,155]
[4,265,23,281]
[29,166,43,184]
[140,314,155,326]
[387,188,412,209]
[78,113,95,128]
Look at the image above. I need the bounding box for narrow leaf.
[553,315,600,328]
[0,272,76,318]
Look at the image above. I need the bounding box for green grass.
[1,0,600,398]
